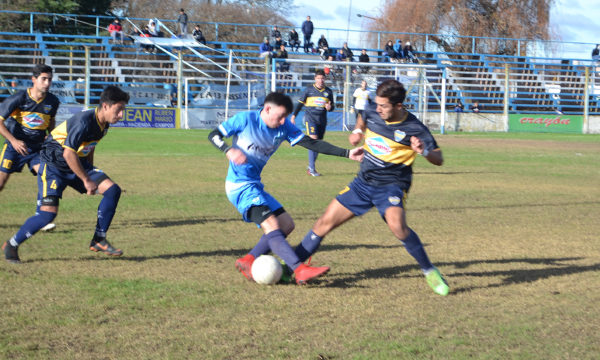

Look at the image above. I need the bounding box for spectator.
[471,102,481,113]
[273,34,284,49]
[454,100,464,112]
[259,37,273,58]
[271,26,281,41]
[403,41,416,63]
[317,34,329,59]
[341,42,354,61]
[335,48,347,62]
[384,40,395,62]
[148,19,159,37]
[302,16,314,53]
[274,44,289,72]
[140,25,155,53]
[393,39,403,62]
[193,25,206,45]
[353,80,371,124]
[108,18,125,44]
[358,49,370,73]
[288,29,300,52]
[177,8,188,37]
[324,55,334,77]
[592,44,600,61]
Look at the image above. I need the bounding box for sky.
[289,0,600,59]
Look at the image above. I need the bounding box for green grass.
[1,129,599,359]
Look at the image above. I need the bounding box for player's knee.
[280,220,295,236]
[38,210,57,224]
[104,183,122,201]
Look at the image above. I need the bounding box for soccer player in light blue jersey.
[208,92,363,285]
[295,80,450,295]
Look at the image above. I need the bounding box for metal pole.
[184,77,188,129]
[177,52,182,111]
[504,63,509,132]
[583,66,589,134]
[84,46,90,109]
[440,68,446,134]
[30,13,34,33]
[225,50,233,120]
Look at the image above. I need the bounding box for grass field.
[1,129,599,359]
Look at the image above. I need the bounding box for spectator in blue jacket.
[302,16,314,53]
[259,37,273,58]
[393,39,404,61]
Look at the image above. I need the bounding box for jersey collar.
[27,88,47,104]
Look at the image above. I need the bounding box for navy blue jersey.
[297,84,334,124]
[358,103,439,189]
[0,89,60,148]
[41,108,109,172]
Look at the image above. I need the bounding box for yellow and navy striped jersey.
[41,108,108,172]
[296,84,334,123]
[358,103,439,189]
[0,89,60,147]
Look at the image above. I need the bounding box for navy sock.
[94,184,121,239]
[295,230,322,262]
[11,210,57,246]
[265,229,301,270]
[249,233,271,258]
[401,228,434,272]
[308,150,317,171]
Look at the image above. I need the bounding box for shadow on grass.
[322,257,600,293]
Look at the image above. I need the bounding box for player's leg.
[29,157,56,232]
[3,163,60,263]
[380,193,449,296]
[305,121,320,176]
[0,171,9,192]
[0,142,20,191]
[89,176,123,256]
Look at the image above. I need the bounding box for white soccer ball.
[251,255,283,285]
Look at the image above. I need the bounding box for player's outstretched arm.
[296,135,362,162]
[208,127,246,165]
[410,136,443,166]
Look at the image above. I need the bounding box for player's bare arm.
[410,136,443,166]
[0,118,28,155]
[349,112,366,146]
[63,148,97,194]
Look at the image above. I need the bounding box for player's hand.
[10,139,28,155]
[290,115,296,125]
[226,148,247,165]
[348,147,364,162]
[83,178,98,195]
[325,102,332,111]
[349,133,363,146]
[410,136,425,155]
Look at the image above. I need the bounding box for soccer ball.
[251,255,283,285]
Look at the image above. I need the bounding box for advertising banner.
[509,114,583,133]
[113,107,178,128]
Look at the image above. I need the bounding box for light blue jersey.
[218,109,304,222]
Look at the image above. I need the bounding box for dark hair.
[376,79,406,105]
[314,69,325,77]
[264,92,293,114]
[180,8,185,12]
[100,85,130,106]
[32,64,53,78]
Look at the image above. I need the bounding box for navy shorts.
[336,177,407,218]
[37,161,109,199]
[0,141,41,175]
[305,121,327,139]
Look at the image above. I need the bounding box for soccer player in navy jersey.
[0,64,60,232]
[208,92,363,284]
[290,70,334,176]
[295,79,450,296]
[3,86,129,263]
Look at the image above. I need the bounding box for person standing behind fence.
[288,29,300,52]
[193,25,206,45]
[592,44,600,62]
[302,16,314,53]
[177,9,188,37]
[353,80,370,125]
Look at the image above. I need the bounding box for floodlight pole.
[225,50,233,120]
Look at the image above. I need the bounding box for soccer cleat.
[279,259,292,284]
[307,167,321,177]
[2,241,21,264]
[40,223,56,232]
[294,263,330,285]
[89,238,123,256]
[425,267,450,296]
[235,254,255,281]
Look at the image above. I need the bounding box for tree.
[368,0,555,56]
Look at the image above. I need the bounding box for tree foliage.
[369,0,555,55]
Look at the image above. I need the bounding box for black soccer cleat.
[2,241,21,264]
[89,239,123,257]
